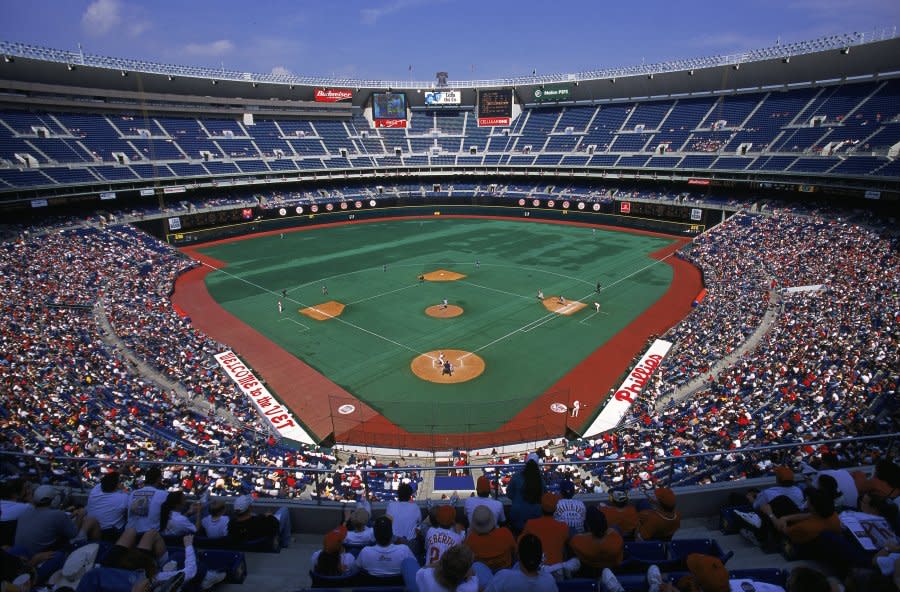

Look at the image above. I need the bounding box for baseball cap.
[435,504,456,528]
[33,485,57,505]
[349,507,370,528]
[774,466,795,484]
[610,489,629,503]
[686,553,729,592]
[233,494,252,513]
[323,526,347,554]
[541,492,560,513]
[476,476,492,494]
[654,487,676,510]
[48,543,100,589]
[471,505,496,534]
[559,480,575,497]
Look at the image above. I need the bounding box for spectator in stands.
[665,553,785,592]
[520,493,578,578]
[424,505,464,565]
[507,454,545,534]
[356,516,415,577]
[464,476,505,528]
[311,525,356,577]
[853,460,900,500]
[199,498,229,539]
[387,482,423,551]
[464,505,517,572]
[101,531,222,591]
[772,487,842,548]
[344,507,375,546]
[601,489,639,539]
[813,455,858,510]
[569,506,624,577]
[13,485,86,557]
[227,495,290,550]
[737,466,805,547]
[637,487,681,541]
[402,543,485,592]
[0,479,30,523]
[484,534,557,592]
[554,479,586,535]
[86,471,129,540]
[127,466,170,534]
[159,492,198,536]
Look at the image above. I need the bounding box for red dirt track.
[174,216,702,450]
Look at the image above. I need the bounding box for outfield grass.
[199,218,675,434]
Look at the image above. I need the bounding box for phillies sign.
[583,339,672,437]
[314,88,354,102]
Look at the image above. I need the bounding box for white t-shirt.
[554,498,586,533]
[86,485,129,530]
[163,510,197,536]
[464,496,505,527]
[386,500,422,540]
[752,485,804,511]
[816,469,859,509]
[127,486,169,533]
[344,527,375,546]
[424,526,465,565]
[201,514,230,539]
[416,567,479,592]
[729,579,786,592]
[356,543,415,576]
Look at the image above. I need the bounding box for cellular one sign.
[214,351,315,444]
[582,339,672,437]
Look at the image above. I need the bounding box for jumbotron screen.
[372,92,408,120]
[477,89,513,126]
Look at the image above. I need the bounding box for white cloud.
[270,65,292,77]
[183,39,236,57]
[360,0,432,25]
[82,0,122,36]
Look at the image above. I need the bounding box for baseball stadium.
[0,3,898,591]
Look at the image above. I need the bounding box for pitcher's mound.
[423,269,466,282]
[542,297,587,316]
[300,301,345,321]
[426,304,464,318]
[411,349,485,384]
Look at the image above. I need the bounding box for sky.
[0,0,898,82]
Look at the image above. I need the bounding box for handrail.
[0,30,894,90]
[1,432,894,477]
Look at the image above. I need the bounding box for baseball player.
[571,400,581,417]
[594,301,601,313]
[537,289,544,301]
[596,281,602,293]
[558,295,566,305]
[278,300,283,314]
[442,360,453,376]
[322,284,328,296]
[438,351,445,366]
[442,298,448,310]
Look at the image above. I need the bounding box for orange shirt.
[601,505,639,537]
[785,513,842,545]
[520,516,570,565]
[464,527,517,571]
[569,530,624,570]
[637,508,681,541]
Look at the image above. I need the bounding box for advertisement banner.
[583,339,673,437]
[532,84,572,103]
[163,186,186,194]
[139,188,155,197]
[620,201,631,214]
[214,351,315,444]
[424,90,462,105]
[314,87,354,102]
[688,178,711,186]
[477,117,511,127]
[167,217,182,231]
[690,208,703,221]
[31,199,48,208]
[99,191,117,201]
[374,118,408,128]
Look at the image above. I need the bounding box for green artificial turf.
[199,218,675,434]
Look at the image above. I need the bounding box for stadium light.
[167,75,174,81]
[840,47,850,54]
[66,64,75,71]
[120,70,127,77]
[2,55,12,63]
[782,57,790,64]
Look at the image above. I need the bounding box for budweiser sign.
[374,118,407,128]
[314,88,354,102]
[583,339,672,437]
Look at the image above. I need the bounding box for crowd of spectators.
[567,210,898,492]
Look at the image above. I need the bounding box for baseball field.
[173,216,701,449]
